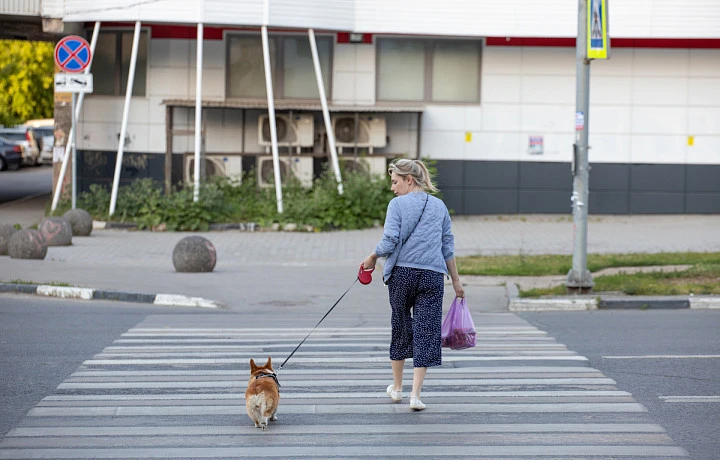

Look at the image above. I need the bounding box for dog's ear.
[265,356,272,369]
[249,359,257,372]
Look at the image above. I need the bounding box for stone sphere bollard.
[172,236,217,273]
[38,217,73,246]
[8,229,48,260]
[63,208,93,237]
[0,224,19,256]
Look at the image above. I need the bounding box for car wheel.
[0,156,6,171]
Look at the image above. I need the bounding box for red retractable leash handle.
[358,265,374,285]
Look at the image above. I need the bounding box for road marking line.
[0,445,689,457]
[82,356,588,365]
[603,355,720,359]
[659,396,720,403]
[42,390,632,401]
[57,378,616,389]
[5,423,667,437]
[27,402,648,417]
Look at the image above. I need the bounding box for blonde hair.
[388,159,439,193]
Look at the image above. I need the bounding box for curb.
[0,283,225,309]
[505,282,720,311]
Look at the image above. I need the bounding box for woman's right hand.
[362,253,377,271]
[452,278,465,299]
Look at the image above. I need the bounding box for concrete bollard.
[0,224,18,256]
[38,217,73,246]
[8,229,48,260]
[63,208,93,236]
[172,235,217,273]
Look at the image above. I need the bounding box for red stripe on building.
[486,37,720,48]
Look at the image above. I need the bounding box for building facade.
[26,0,720,214]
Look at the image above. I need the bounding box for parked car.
[0,127,40,166]
[25,119,54,165]
[0,137,23,171]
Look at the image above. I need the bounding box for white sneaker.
[409,396,425,411]
[386,384,402,402]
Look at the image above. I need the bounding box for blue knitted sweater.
[375,191,455,283]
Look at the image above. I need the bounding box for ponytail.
[388,159,439,193]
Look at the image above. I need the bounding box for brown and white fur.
[245,357,280,430]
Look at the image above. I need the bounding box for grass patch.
[517,263,720,298]
[4,279,71,287]
[455,252,720,297]
[457,252,720,277]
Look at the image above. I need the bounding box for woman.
[361,159,464,411]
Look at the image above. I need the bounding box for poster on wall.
[588,0,610,59]
[528,136,544,155]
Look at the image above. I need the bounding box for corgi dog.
[245,357,280,430]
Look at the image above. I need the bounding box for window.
[91,30,148,96]
[377,38,481,103]
[227,34,331,99]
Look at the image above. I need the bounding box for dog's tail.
[247,394,267,416]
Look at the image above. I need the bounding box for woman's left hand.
[452,278,465,298]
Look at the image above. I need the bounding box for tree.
[0,40,54,126]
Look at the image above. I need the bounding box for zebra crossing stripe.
[0,446,690,458]
[6,423,667,437]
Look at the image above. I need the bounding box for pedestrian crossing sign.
[587,0,610,59]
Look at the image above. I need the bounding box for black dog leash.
[278,277,359,372]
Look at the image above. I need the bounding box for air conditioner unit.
[331,115,387,149]
[338,156,387,178]
[258,114,314,147]
[184,155,243,184]
[256,156,313,188]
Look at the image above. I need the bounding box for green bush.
[56,165,396,231]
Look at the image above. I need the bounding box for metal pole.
[566,0,594,293]
[308,29,343,195]
[109,21,141,216]
[71,92,76,209]
[261,2,283,213]
[193,22,204,203]
[51,20,101,214]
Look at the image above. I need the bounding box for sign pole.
[71,92,77,209]
[566,0,595,293]
[50,29,97,214]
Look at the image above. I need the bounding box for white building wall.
[0,0,41,15]
[331,43,375,105]
[77,31,720,168]
[57,0,720,40]
[418,45,720,166]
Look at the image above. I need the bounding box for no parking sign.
[54,35,93,93]
[54,35,92,73]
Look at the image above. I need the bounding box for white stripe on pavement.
[0,445,689,458]
[5,423,666,437]
[57,378,616,389]
[42,390,632,401]
[659,396,720,403]
[27,402,648,417]
[603,355,720,359]
[82,356,589,365]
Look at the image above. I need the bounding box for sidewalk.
[1,194,720,311]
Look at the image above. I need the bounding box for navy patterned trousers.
[387,266,444,368]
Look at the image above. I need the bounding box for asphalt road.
[1,295,715,458]
[520,310,720,460]
[0,166,52,204]
[0,295,209,437]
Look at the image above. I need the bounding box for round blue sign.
[54,36,91,73]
